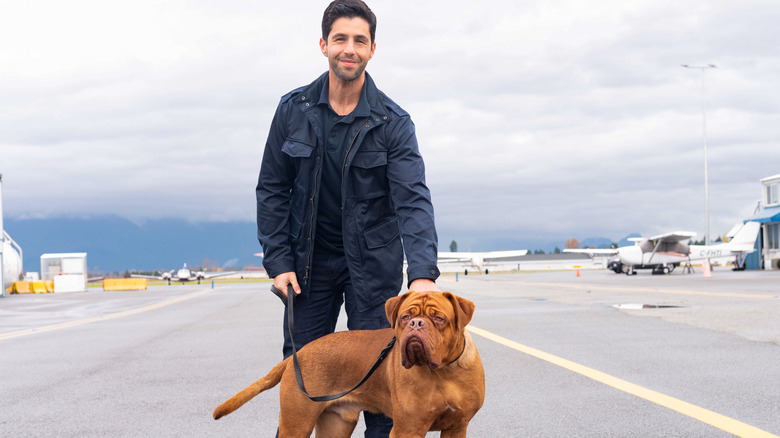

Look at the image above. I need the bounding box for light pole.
[682,64,717,245]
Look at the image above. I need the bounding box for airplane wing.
[480,250,529,259]
[563,248,618,256]
[437,254,473,263]
[131,274,166,280]
[438,250,528,261]
[436,250,527,272]
[201,271,236,279]
[645,231,697,243]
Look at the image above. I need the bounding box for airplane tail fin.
[725,221,761,253]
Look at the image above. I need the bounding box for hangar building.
[745,173,780,270]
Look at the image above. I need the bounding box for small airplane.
[437,250,529,275]
[564,221,761,275]
[132,263,235,284]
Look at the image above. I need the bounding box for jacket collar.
[316,76,371,121]
[296,72,390,125]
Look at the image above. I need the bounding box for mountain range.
[4,215,635,274]
[5,216,259,274]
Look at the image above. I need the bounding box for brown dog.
[213,291,485,437]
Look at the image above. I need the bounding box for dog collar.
[447,335,468,366]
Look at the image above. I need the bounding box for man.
[256,0,439,435]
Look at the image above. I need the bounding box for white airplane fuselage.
[617,244,731,267]
[175,268,194,281]
[617,245,680,267]
[170,265,207,282]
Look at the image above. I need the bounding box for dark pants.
[281,248,393,438]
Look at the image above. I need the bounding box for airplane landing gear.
[652,266,669,275]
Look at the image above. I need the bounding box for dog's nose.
[409,318,427,330]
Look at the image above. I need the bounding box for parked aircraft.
[437,250,528,274]
[565,221,761,275]
[132,263,235,284]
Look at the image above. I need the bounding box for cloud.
[2,0,780,243]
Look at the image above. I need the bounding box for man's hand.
[409,278,439,293]
[273,272,301,297]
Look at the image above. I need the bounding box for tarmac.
[1,267,779,437]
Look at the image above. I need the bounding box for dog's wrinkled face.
[385,291,475,369]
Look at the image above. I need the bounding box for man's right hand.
[273,272,301,297]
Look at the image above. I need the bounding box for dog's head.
[385,291,475,369]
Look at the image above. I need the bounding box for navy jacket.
[256,72,439,306]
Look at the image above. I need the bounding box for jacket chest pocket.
[282,139,315,238]
[282,139,314,159]
[349,150,388,200]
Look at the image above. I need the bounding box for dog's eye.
[434,316,445,324]
[401,315,410,322]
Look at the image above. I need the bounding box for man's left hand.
[409,278,439,293]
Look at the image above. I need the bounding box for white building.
[744,174,780,270]
[41,253,88,292]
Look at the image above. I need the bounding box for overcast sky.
[2,0,779,246]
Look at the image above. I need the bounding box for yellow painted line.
[0,287,217,342]
[513,281,780,300]
[467,324,778,438]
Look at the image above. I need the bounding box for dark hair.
[321,0,377,44]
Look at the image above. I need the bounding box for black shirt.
[314,79,371,254]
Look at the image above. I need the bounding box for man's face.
[320,16,375,83]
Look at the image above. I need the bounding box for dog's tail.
[213,358,289,420]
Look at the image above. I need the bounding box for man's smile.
[339,57,358,67]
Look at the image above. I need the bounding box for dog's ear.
[442,292,475,330]
[385,292,412,328]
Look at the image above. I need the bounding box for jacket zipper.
[303,119,370,285]
[341,119,371,195]
[303,155,322,285]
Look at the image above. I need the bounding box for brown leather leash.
[271,285,396,402]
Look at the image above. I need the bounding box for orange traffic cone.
[702,258,712,278]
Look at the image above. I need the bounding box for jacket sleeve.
[256,100,295,278]
[384,115,440,285]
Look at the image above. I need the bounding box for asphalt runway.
[1,268,779,437]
